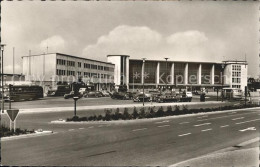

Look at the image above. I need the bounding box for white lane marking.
[232,117,244,121]
[197,111,258,122]
[201,128,212,132]
[68,129,74,131]
[228,112,237,114]
[132,128,147,132]
[155,120,169,124]
[236,119,260,125]
[98,125,103,127]
[179,122,190,124]
[220,125,229,128]
[88,126,94,129]
[157,125,170,128]
[194,123,211,127]
[79,128,85,130]
[197,116,208,119]
[178,133,191,137]
[239,127,256,132]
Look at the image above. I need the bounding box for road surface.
[2,107,259,166]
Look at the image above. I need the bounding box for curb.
[49,107,260,125]
[1,131,54,141]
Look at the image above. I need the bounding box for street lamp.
[73,96,79,118]
[142,58,146,107]
[164,58,169,92]
[1,44,6,113]
[221,62,226,102]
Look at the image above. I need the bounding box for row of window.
[232,78,241,83]
[57,59,114,72]
[57,69,112,78]
[232,71,241,77]
[232,65,241,71]
[232,85,241,88]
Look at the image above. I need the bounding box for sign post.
[6,109,19,132]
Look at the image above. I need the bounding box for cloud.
[40,35,66,53]
[82,25,221,62]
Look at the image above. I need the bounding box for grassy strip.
[0,124,34,137]
[67,103,260,122]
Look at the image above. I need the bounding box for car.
[101,90,111,97]
[156,93,178,103]
[84,91,102,98]
[133,93,151,102]
[185,92,193,98]
[64,91,83,99]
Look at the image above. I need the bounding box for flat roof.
[107,55,130,57]
[22,53,115,65]
[129,59,221,64]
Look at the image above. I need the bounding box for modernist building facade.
[107,55,248,92]
[22,53,115,92]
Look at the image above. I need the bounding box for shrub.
[138,107,146,119]
[97,115,103,121]
[156,106,165,117]
[166,106,173,116]
[123,108,131,120]
[174,105,181,115]
[72,116,79,121]
[113,108,122,120]
[132,107,139,119]
[104,109,112,121]
[182,105,189,114]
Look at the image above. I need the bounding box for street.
[2,107,259,166]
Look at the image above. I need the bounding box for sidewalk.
[2,101,224,114]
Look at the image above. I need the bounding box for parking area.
[2,95,219,109]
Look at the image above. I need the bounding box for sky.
[2,1,259,77]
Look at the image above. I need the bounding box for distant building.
[107,55,248,92]
[22,53,115,93]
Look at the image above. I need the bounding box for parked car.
[156,93,178,103]
[84,91,102,98]
[101,90,111,97]
[64,91,83,99]
[133,93,151,102]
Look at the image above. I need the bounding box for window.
[98,65,104,70]
[84,63,91,69]
[91,64,97,69]
[78,62,81,68]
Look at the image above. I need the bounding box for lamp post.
[73,96,79,118]
[1,44,6,113]
[142,58,146,106]
[164,58,169,92]
[221,62,225,102]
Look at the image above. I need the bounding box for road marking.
[220,125,229,128]
[197,111,259,122]
[178,133,191,137]
[201,128,212,132]
[98,125,103,127]
[232,117,244,121]
[197,116,208,119]
[132,128,147,132]
[236,119,260,125]
[68,129,74,131]
[88,126,94,129]
[79,128,85,130]
[194,123,211,127]
[228,112,237,114]
[155,120,170,124]
[179,122,190,124]
[157,125,170,128]
[239,127,256,132]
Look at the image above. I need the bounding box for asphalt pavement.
[2,107,259,166]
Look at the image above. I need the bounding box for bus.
[8,85,44,101]
[222,88,242,100]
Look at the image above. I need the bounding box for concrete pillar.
[171,63,174,85]
[211,64,215,85]
[125,57,129,90]
[184,63,188,85]
[198,64,202,85]
[156,62,160,84]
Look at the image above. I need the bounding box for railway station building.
[107,55,248,92]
